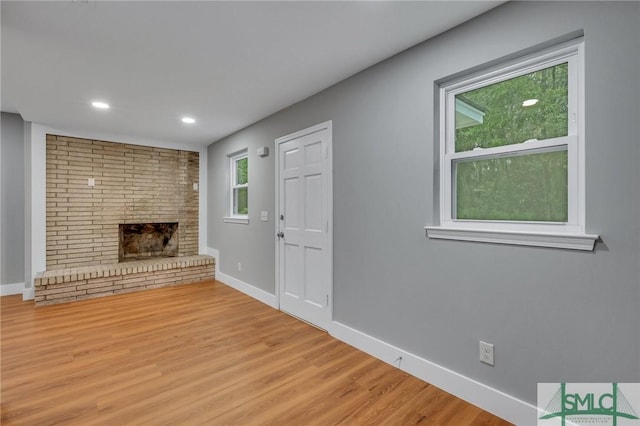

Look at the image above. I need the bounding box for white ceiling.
[1,1,503,147]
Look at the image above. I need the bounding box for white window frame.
[224,149,249,224]
[426,39,599,250]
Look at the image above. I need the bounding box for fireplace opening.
[119,222,179,262]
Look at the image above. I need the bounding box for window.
[224,149,249,223]
[426,39,598,250]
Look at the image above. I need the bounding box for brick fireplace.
[35,135,213,305]
[45,135,199,269]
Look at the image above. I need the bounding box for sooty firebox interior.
[119,222,178,262]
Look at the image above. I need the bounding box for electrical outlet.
[237,262,242,272]
[480,341,494,366]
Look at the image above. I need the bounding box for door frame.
[274,120,333,328]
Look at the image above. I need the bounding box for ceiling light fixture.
[91,101,110,109]
[181,117,196,124]
[522,99,539,107]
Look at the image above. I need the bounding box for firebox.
[118,222,179,262]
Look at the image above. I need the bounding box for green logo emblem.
[539,383,639,426]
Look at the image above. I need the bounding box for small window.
[427,39,598,250]
[225,150,248,223]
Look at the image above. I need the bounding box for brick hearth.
[34,255,214,306]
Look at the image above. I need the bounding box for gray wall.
[1,112,25,286]
[208,128,278,289]
[208,1,640,404]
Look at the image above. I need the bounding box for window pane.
[455,63,568,152]
[455,150,568,221]
[236,157,248,185]
[234,187,248,215]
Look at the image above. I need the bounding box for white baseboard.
[23,286,34,300]
[1,282,24,296]
[217,271,277,309]
[203,247,219,261]
[22,287,36,300]
[204,247,220,280]
[329,321,537,425]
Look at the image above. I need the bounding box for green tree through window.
[453,62,569,222]
[230,152,248,217]
[456,63,568,151]
[235,157,248,215]
[236,157,248,185]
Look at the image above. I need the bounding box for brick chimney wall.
[46,135,199,270]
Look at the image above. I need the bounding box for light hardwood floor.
[1,280,511,425]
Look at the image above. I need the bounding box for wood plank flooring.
[1,280,511,425]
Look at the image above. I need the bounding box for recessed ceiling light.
[91,101,110,109]
[522,99,539,107]
[181,117,196,124]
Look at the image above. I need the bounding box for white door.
[276,122,332,330]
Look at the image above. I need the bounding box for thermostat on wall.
[257,147,269,158]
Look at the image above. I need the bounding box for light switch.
[88,178,95,187]
[193,183,199,191]
[260,211,269,222]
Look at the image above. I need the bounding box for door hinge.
[326,294,329,306]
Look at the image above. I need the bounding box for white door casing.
[275,121,332,330]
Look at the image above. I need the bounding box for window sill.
[424,226,599,251]
[223,216,249,224]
